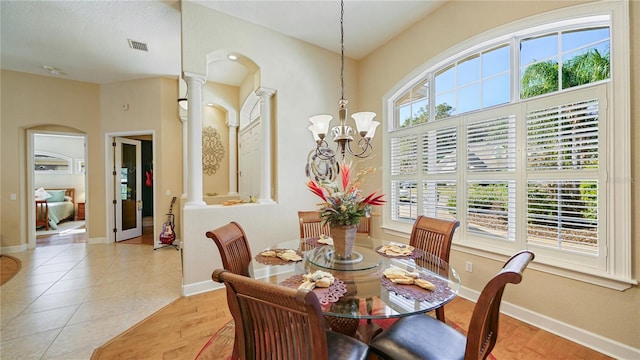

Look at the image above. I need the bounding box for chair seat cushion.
[369,315,466,360]
[326,331,369,360]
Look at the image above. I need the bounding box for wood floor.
[92,289,613,360]
[0,255,21,285]
[36,224,88,246]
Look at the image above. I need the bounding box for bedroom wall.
[34,134,85,202]
[357,0,639,354]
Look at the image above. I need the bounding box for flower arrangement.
[307,162,385,227]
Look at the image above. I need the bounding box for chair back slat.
[409,215,460,263]
[409,215,460,322]
[465,250,535,360]
[356,217,371,236]
[298,211,331,238]
[206,222,252,277]
[213,269,330,360]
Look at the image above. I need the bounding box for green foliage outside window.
[521,48,610,99]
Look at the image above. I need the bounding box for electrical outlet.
[465,261,473,272]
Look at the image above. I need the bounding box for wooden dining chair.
[369,250,535,360]
[356,216,371,236]
[212,269,370,360]
[206,221,252,277]
[409,215,460,322]
[298,210,331,238]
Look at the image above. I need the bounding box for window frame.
[381,1,633,289]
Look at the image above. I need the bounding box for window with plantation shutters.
[390,136,418,221]
[466,115,516,241]
[525,98,600,255]
[384,3,632,286]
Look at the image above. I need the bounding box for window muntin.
[520,27,610,99]
[432,45,511,120]
[396,79,429,128]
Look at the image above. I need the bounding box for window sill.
[383,222,636,290]
[453,244,637,291]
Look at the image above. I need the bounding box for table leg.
[325,316,359,337]
[355,320,383,343]
[324,316,383,343]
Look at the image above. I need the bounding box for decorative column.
[184,72,207,206]
[179,115,188,198]
[227,122,239,195]
[256,87,275,204]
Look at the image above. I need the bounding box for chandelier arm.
[307,149,339,181]
[315,140,338,161]
[345,137,374,158]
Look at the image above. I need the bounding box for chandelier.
[306,0,379,180]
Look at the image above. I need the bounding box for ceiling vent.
[128,39,148,52]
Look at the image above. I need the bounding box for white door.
[114,137,142,241]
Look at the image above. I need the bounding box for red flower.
[306,162,385,226]
[341,162,350,191]
[306,180,327,202]
[362,192,386,206]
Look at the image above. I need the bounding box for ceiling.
[0,0,442,85]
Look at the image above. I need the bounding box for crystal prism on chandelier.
[306,0,379,181]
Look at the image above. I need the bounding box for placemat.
[303,237,332,248]
[381,274,454,303]
[281,274,348,305]
[254,249,303,265]
[375,245,424,259]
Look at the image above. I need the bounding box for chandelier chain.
[306,0,378,181]
[340,0,344,101]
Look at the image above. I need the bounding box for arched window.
[384,2,631,287]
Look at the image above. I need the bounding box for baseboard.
[458,287,640,360]
[0,243,28,254]
[87,236,108,244]
[183,279,222,297]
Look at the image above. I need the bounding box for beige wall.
[1,0,637,355]
[180,1,360,287]
[0,70,99,249]
[202,81,238,196]
[181,3,637,353]
[1,71,180,248]
[358,0,639,351]
[100,77,182,242]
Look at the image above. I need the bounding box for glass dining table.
[248,233,461,342]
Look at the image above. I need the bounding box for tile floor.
[0,242,182,359]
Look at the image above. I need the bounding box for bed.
[35,188,75,230]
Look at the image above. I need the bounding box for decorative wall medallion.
[202,126,225,175]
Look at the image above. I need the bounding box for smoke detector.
[42,65,66,76]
